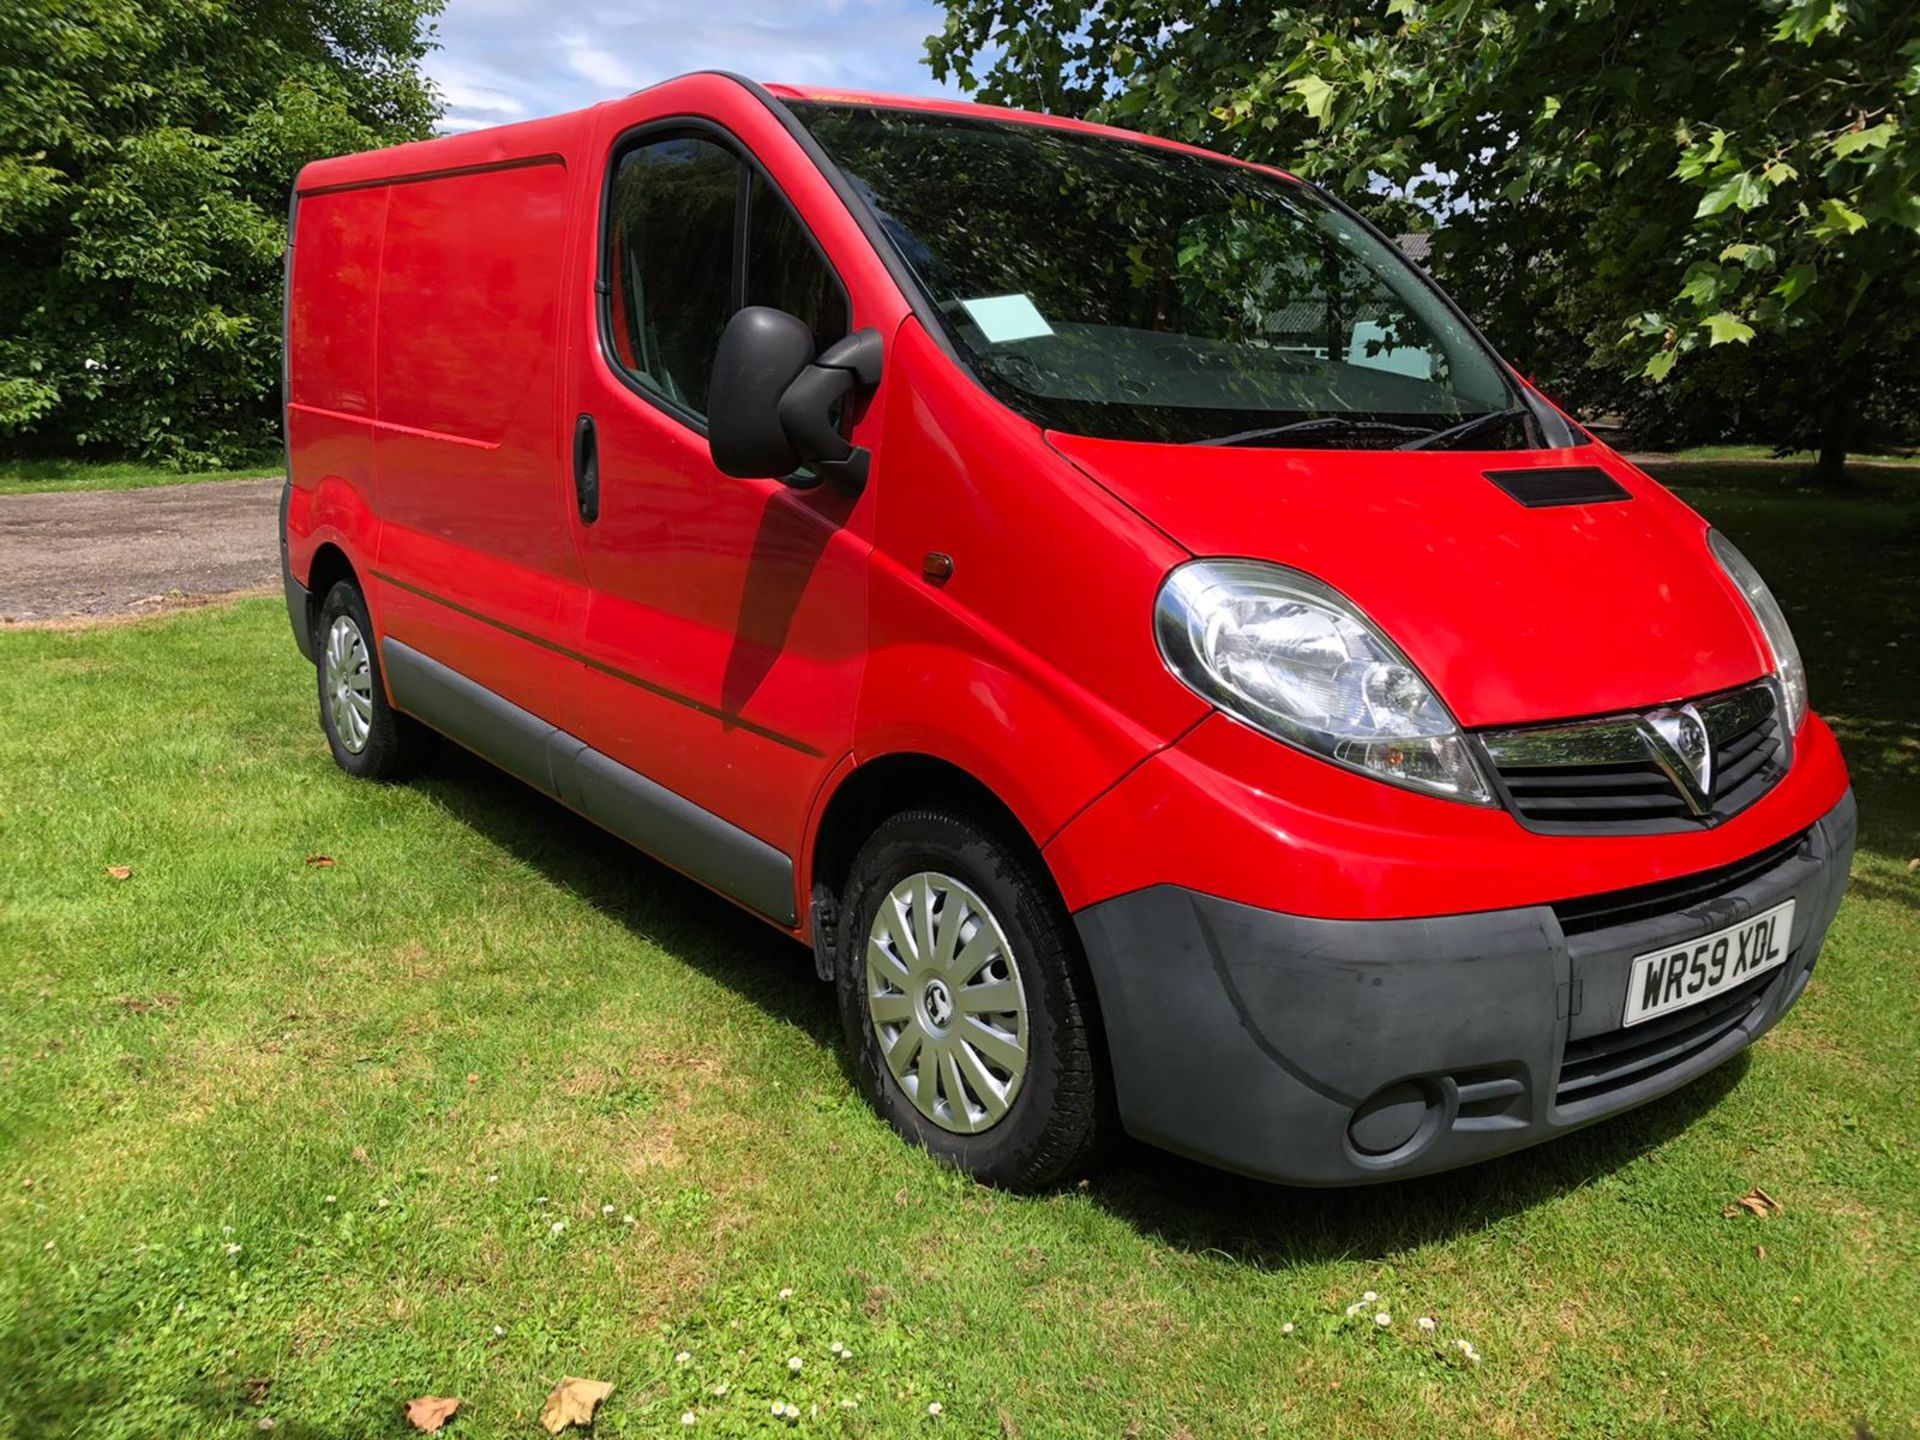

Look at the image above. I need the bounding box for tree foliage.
[0,0,442,467]
[928,0,1920,476]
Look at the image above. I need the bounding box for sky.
[426,0,965,134]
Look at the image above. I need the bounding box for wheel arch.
[301,542,359,653]
[804,751,1056,982]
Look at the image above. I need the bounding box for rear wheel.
[837,809,1109,1189]
[315,579,428,781]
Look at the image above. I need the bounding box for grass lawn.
[0,456,281,498]
[1,477,1916,1439]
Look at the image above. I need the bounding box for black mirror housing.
[707,308,884,491]
[707,307,815,480]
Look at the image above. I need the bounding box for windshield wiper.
[1398,407,1530,451]
[1186,416,1436,448]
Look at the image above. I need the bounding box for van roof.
[763,82,1299,183]
[294,72,1296,195]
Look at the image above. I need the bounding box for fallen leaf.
[1722,1186,1783,1219]
[541,1377,613,1433]
[105,865,132,880]
[305,854,336,868]
[1756,1244,1767,1260]
[405,1395,461,1433]
[1908,857,1919,872]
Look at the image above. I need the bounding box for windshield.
[792,103,1531,449]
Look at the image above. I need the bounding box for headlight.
[1708,531,1807,733]
[1155,559,1493,804]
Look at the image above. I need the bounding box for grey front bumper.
[1075,789,1856,1186]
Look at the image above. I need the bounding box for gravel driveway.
[0,477,283,624]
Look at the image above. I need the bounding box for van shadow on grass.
[1084,1055,1750,1269]
[410,746,1761,1270]
[412,747,837,1041]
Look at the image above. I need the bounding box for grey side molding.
[385,638,558,795]
[381,639,796,925]
[575,749,795,924]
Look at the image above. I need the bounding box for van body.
[281,72,1855,1187]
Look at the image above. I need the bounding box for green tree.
[928,0,1920,482]
[0,0,442,468]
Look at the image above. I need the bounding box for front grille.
[1710,695,1787,814]
[1551,829,1809,936]
[1555,967,1778,1110]
[1479,682,1789,834]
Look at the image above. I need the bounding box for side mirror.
[707,306,882,492]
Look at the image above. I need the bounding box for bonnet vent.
[1484,466,1632,508]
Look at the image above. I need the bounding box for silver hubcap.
[866,872,1030,1135]
[323,614,374,755]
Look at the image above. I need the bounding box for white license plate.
[1622,899,1796,1028]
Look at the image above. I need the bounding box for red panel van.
[281,72,1854,1187]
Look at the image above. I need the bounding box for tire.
[836,808,1110,1189]
[314,579,429,782]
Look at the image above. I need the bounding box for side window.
[606,136,739,415]
[606,131,849,423]
[746,171,847,353]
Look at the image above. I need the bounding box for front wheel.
[836,809,1110,1189]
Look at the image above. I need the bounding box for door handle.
[573,413,600,524]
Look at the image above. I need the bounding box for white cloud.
[426,0,962,135]
[558,32,650,93]
[435,77,526,118]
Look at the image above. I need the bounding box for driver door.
[561,96,872,919]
